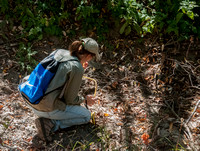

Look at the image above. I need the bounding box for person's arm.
[63,62,84,105]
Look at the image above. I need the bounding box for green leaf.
[29,51,37,57]
[38,34,43,40]
[181,8,186,14]
[166,25,179,35]
[192,26,197,33]
[176,12,183,23]
[187,10,194,20]
[26,8,34,18]
[125,26,131,36]
[61,0,65,9]
[119,20,130,34]
[29,27,42,36]
[2,122,9,129]
[133,21,141,34]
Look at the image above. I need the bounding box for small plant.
[72,141,87,151]
[16,42,37,73]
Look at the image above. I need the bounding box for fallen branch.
[189,86,200,90]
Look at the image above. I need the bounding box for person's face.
[80,54,93,65]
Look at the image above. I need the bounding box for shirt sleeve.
[63,61,84,105]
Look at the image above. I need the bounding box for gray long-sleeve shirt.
[24,49,84,112]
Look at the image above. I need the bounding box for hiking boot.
[35,117,54,142]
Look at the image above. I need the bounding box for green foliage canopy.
[0,0,199,41]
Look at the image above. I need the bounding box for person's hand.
[82,62,88,69]
[86,95,96,106]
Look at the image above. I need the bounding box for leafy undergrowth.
[0,36,200,150]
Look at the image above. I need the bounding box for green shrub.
[76,0,110,41]
[1,0,199,41]
[16,42,37,72]
[110,0,156,36]
[109,0,199,38]
[154,0,199,38]
[0,0,72,40]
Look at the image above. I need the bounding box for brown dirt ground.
[0,35,200,150]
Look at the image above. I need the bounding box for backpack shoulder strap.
[58,58,80,99]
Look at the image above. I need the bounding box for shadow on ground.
[31,123,103,150]
[89,38,200,150]
[147,45,200,150]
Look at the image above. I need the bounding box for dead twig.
[167,58,198,86]
[0,54,9,58]
[151,117,167,142]
[189,86,200,90]
[185,100,200,125]
[182,124,196,151]
[164,100,180,120]
[175,118,184,151]
[186,42,192,59]
[194,65,200,72]
[164,38,178,47]
[177,62,193,86]
[164,100,197,150]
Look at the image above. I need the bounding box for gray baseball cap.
[81,38,100,61]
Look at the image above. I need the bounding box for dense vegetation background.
[0,0,199,71]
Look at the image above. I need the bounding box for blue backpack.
[19,50,77,104]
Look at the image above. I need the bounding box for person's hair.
[69,41,95,60]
